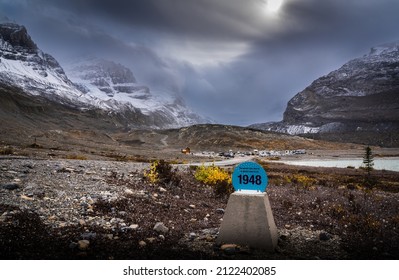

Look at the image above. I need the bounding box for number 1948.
[237,174,262,185]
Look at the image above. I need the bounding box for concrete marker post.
[216,161,278,251]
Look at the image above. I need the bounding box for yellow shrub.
[194,165,232,185]
[143,160,180,186]
[291,174,316,187]
[144,161,159,183]
[66,154,88,160]
[194,164,233,196]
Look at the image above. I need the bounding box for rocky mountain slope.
[65,57,204,127]
[251,42,399,146]
[0,22,204,130]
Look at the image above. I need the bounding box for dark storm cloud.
[177,0,399,124]
[26,0,265,40]
[1,0,399,125]
[281,0,399,46]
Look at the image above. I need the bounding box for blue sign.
[232,161,268,192]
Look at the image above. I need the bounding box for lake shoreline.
[275,157,399,172]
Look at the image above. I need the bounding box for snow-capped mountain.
[0,22,204,129]
[0,22,93,106]
[64,57,204,127]
[251,42,399,142]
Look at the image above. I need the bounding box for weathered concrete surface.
[217,192,278,251]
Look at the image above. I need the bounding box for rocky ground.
[1,157,398,260]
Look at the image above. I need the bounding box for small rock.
[190,218,197,222]
[221,244,238,250]
[279,234,289,242]
[81,232,97,240]
[189,232,197,240]
[138,241,147,247]
[158,235,165,240]
[206,235,214,242]
[78,240,90,251]
[129,224,139,230]
[124,189,134,195]
[120,226,131,232]
[69,242,78,249]
[159,187,167,192]
[221,244,239,255]
[189,204,196,209]
[24,185,33,191]
[118,211,127,216]
[1,183,20,190]
[105,234,114,240]
[203,228,218,235]
[153,222,169,234]
[57,167,74,173]
[146,237,156,243]
[20,195,33,201]
[285,224,291,229]
[319,232,332,241]
[79,219,86,226]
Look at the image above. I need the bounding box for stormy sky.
[1,0,399,125]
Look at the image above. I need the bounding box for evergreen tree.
[363,146,374,176]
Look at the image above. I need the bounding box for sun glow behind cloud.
[264,0,284,14]
[155,40,250,67]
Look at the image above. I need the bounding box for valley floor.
[1,156,398,260]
